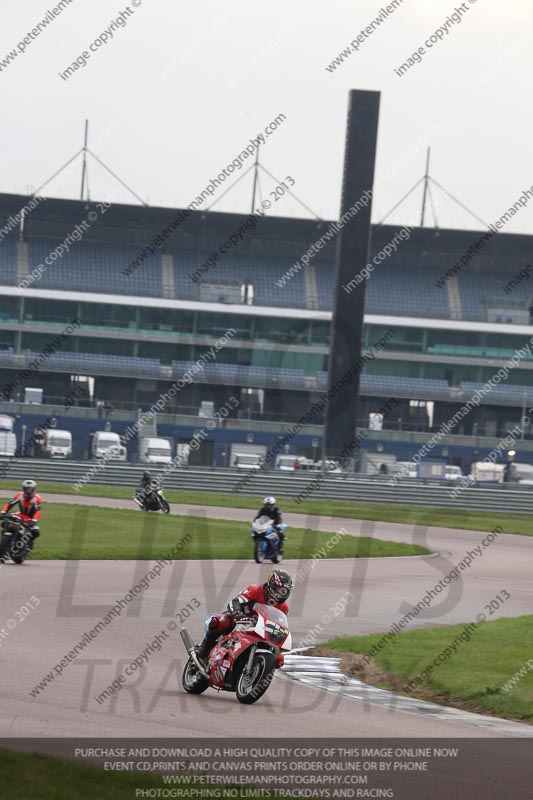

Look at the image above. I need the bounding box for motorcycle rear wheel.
[0,534,10,562]
[235,651,276,704]
[182,657,209,695]
[254,540,265,564]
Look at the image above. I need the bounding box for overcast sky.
[1,0,531,233]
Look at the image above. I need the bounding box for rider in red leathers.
[194,569,293,669]
[1,480,42,545]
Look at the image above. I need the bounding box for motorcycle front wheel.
[254,540,266,564]
[182,657,209,695]
[159,497,170,514]
[235,651,276,705]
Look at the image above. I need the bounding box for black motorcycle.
[133,485,170,513]
[0,513,33,564]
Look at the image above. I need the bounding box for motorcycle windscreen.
[252,515,272,534]
[253,603,291,649]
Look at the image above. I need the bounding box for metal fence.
[0,458,531,514]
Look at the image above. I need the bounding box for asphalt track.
[0,494,531,741]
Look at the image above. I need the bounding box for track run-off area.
[0,493,531,741]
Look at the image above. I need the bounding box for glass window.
[139,341,191,364]
[24,298,77,325]
[254,317,309,344]
[139,307,194,334]
[22,331,75,353]
[196,312,252,340]
[77,337,133,356]
[0,296,19,322]
[204,346,251,366]
[79,302,134,329]
[310,321,330,346]
[0,330,15,350]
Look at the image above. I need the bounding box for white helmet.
[264,496,276,507]
[22,479,37,497]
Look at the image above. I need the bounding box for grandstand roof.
[1,190,532,275]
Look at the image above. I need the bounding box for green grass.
[4,479,533,537]
[6,501,427,560]
[0,748,300,800]
[0,749,163,800]
[323,615,533,721]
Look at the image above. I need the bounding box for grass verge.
[318,615,533,721]
[0,748,299,800]
[3,502,427,560]
[1,480,531,536]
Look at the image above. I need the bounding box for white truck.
[42,429,72,459]
[91,431,127,461]
[444,465,463,481]
[24,387,43,404]
[0,414,16,457]
[275,455,307,471]
[233,453,264,470]
[139,437,172,465]
[303,458,343,474]
[469,462,504,483]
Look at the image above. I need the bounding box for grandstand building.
[0,191,532,470]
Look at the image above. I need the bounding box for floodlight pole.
[420,148,430,227]
[250,143,260,213]
[80,119,89,201]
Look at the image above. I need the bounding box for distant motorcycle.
[133,486,170,513]
[0,513,34,564]
[251,515,287,564]
[180,602,292,705]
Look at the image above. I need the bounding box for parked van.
[139,437,172,465]
[0,414,16,456]
[0,415,14,431]
[42,429,72,459]
[469,462,504,483]
[275,455,307,471]
[393,461,418,479]
[304,459,342,474]
[91,431,127,461]
[510,462,533,485]
[233,453,264,470]
[444,465,463,481]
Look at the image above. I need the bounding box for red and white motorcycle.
[180,603,292,705]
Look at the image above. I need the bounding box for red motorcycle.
[0,513,34,564]
[180,603,292,705]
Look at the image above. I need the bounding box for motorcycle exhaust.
[133,497,143,507]
[180,627,196,653]
[181,628,210,679]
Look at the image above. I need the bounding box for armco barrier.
[0,459,531,514]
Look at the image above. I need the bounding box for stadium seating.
[11,349,162,377]
[0,236,17,285]
[0,236,523,324]
[315,371,451,399]
[175,251,307,308]
[365,265,451,318]
[460,381,532,405]
[172,359,306,388]
[458,272,530,321]
[27,240,163,297]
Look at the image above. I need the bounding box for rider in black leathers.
[253,496,286,554]
[136,471,160,509]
